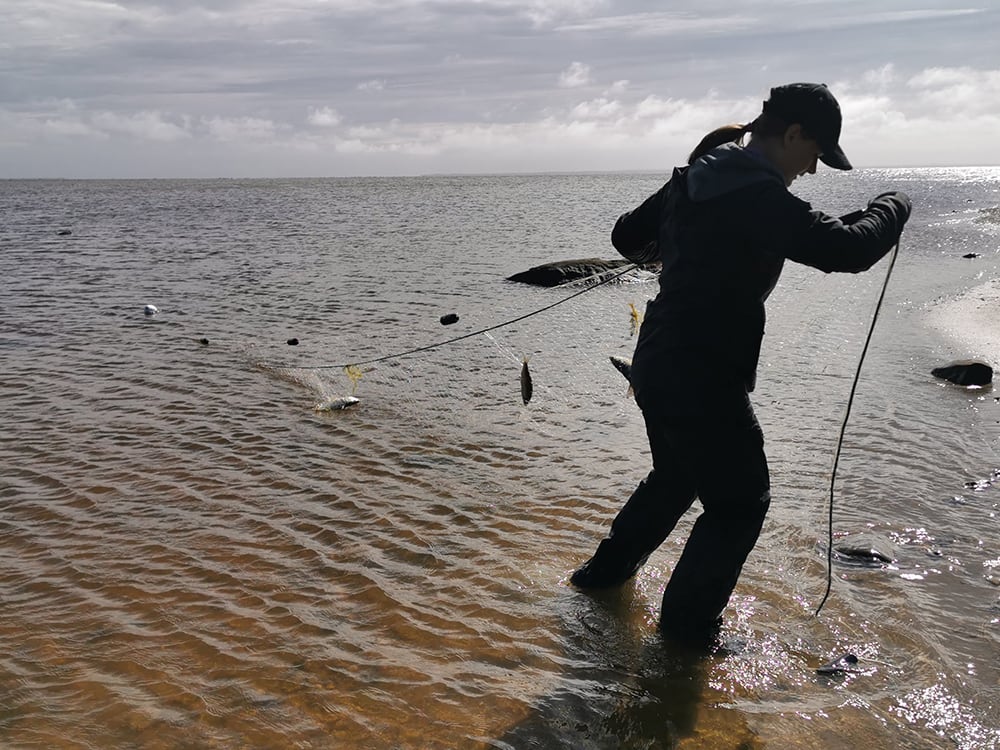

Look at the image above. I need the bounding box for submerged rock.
[507,258,636,287]
[833,533,895,566]
[816,653,860,675]
[931,360,993,386]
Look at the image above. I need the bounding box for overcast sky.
[3,0,999,177]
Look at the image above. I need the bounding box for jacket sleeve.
[758,189,912,273]
[610,181,670,264]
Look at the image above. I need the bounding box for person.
[569,83,912,644]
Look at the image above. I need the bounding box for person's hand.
[868,191,912,223]
[869,190,911,209]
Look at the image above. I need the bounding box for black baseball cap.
[762,82,852,170]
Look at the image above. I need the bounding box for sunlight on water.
[1,171,999,748]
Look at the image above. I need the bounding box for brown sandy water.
[1,172,998,748]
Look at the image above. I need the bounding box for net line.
[814,239,901,617]
[264,264,640,371]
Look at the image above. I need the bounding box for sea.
[1,168,998,749]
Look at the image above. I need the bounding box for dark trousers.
[592,387,771,634]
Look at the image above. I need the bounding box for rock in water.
[816,653,860,675]
[506,258,634,287]
[833,545,893,565]
[833,532,894,566]
[931,360,993,386]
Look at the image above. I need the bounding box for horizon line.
[3,164,1000,181]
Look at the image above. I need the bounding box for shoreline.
[926,275,1000,366]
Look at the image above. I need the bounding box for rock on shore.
[931,360,994,386]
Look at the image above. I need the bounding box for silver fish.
[609,355,632,383]
[315,395,360,411]
[520,356,533,405]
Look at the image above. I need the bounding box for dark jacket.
[612,143,911,405]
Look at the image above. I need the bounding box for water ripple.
[2,173,999,748]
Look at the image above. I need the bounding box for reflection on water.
[1,173,999,748]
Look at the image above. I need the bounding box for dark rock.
[833,533,894,566]
[507,258,637,287]
[439,313,459,326]
[287,338,299,346]
[962,252,980,259]
[931,360,993,386]
[816,653,860,675]
[833,546,893,566]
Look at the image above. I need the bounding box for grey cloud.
[2,0,1000,175]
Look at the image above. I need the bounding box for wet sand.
[928,275,1000,367]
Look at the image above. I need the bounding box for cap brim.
[820,144,852,170]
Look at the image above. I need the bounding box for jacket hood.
[686,142,786,202]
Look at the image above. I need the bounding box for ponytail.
[687,123,750,164]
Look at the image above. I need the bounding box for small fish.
[520,356,533,405]
[609,355,632,383]
[343,364,364,394]
[315,395,360,411]
[628,302,643,336]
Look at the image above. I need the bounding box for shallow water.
[1,170,999,748]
